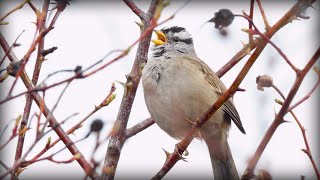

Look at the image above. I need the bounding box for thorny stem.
[123,0,146,20]
[235,14,299,72]
[152,0,317,179]
[13,0,50,174]
[0,30,25,67]
[6,9,60,97]
[248,0,254,44]
[125,117,155,139]
[100,1,160,179]
[0,29,96,180]
[256,0,271,30]
[287,76,320,112]
[216,0,313,77]
[0,9,175,105]
[0,0,29,22]
[242,47,320,180]
[29,83,116,165]
[272,82,320,179]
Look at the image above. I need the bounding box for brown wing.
[186,56,246,134]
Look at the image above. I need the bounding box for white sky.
[0,1,319,179]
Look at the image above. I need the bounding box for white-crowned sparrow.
[142,26,245,180]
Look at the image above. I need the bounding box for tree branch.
[241,47,320,180]
[126,117,155,139]
[100,1,159,179]
[13,0,50,171]
[152,0,317,179]
[0,30,97,179]
[123,0,146,20]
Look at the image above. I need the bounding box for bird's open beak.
[152,30,167,46]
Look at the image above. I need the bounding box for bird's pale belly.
[142,62,226,139]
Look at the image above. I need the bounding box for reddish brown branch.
[256,0,271,30]
[100,1,160,179]
[123,0,146,20]
[235,14,299,72]
[0,0,29,22]
[126,117,155,139]
[248,0,254,44]
[152,1,317,179]
[274,89,320,179]
[242,47,320,180]
[216,0,312,78]
[6,8,60,97]
[29,83,115,164]
[287,76,320,112]
[0,29,97,180]
[152,34,269,180]
[13,0,50,170]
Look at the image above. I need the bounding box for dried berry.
[90,119,104,133]
[256,75,273,91]
[209,9,234,29]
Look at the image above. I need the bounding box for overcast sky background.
[0,1,319,179]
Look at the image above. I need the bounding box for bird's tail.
[205,138,239,180]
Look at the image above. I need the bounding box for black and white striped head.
[151,26,196,58]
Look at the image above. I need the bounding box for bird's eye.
[172,37,179,42]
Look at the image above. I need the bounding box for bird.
[141,26,245,180]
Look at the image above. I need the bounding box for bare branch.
[13,0,51,170]
[0,0,29,22]
[126,117,155,139]
[152,1,317,178]
[287,75,320,112]
[123,0,146,20]
[242,47,320,180]
[0,28,97,180]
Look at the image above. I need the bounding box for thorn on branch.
[135,21,144,30]
[162,148,172,162]
[301,148,309,155]
[296,14,310,19]
[280,119,290,124]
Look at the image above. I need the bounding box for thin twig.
[6,9,60,97]
[287,76,320,112]
[248,0,255,44]
[29,83,115,163]
[242,47,320,180]
[100,1,160,179]
[273,85,320,179]
[235,14,299,72]
[256,0,271,30]
[0,30,25,67]
[0,32,97,180]
[152,1,317,178]
[0,160,10,172]
[13,0,51,169]
[126,117,155,139]
[123,0,146,20]
[0,0,29,22]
